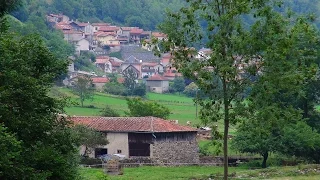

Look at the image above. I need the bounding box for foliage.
[126,98,170,119]
[0,31,80,179]
[133,83,146,97]
[233,12,320,168]
[199,140,222,156]
[73,125,109,157]
[183,82,199,97]
[104,82,127,96]
[0,125,23,178]
[123,68,138,96]
[156,0,278,178]
[279,121,320,163]
[74,56,93,70]
[71,75,94,107]
[100,105,121,117]
[171,77,185,94]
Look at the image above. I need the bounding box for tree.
[100,105,121,117]
[133,83,146,97]
[156,1,273,178]
[232,13,320,167]
[126,98,170,119]
[104,82,127,96]
[172,76,185,94]
[123,68,138,96]
[183,82,199,97]
[73,125,109,157]
[0,32,80,179]
[72,75,94,107]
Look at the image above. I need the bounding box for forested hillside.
[11,0,185,30]
[7,0,320,59]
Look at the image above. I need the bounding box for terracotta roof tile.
[95,56,110,64]
[147,74,169,81]
[70,116,197,132]
[99,26,120,32]
[91,77,109,83]
[152,32,167,38]
[130,28,144,34]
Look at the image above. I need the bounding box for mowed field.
[51,87,199,125]
[79,165,320,180]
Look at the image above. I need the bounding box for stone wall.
[151,132,199,164]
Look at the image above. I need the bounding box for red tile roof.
[99,26,120,32]
[130,28,144,34]
[91,77,109,83]
[95,56,110,64]
[95,32,117,37]
[152,32,167,38]
[70,116,197,132]
[147,74,169,81]
[164,72,182,77]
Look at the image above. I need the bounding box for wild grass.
[79,164,320,180]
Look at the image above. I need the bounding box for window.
[95,148,108,158]
[117,150,122,154]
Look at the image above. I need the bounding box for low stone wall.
[152,140,200,164]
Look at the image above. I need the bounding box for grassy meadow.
[79,164,320,180]
[50,87,238,133]
[51,87,199,124]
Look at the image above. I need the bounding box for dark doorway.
[95,148,108,158]
[129,143,150,157]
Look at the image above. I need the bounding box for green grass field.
[50,87,239,133]
[52,87,199,124]
[79,164,320,180]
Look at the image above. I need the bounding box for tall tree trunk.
[223,79,229,180]
[262,151,268,168]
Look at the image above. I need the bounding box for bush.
[100,105,120,117]
[104,82,127,96]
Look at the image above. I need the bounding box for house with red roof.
[130,28,144,44]
[91,77,109,91]
[146,74,170,93]
[94,32,120,47]
[95,56,112,73]
[70,116,199,163]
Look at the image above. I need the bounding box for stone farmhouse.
[146,74,169,93]
[71,116,199,164]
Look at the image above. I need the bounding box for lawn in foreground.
[79,165,320,180]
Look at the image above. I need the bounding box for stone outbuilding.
[146,74,169,93]
[71,116,199,164]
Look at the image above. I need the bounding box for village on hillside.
[46,13,216,93]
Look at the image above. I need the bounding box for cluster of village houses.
[47,13,240,164]
[47,13,215,94]
[47,13,205,162]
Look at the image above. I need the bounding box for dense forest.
[7,0,320,59]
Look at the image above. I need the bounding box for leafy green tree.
[73,125,109,157]
[100,105,121,117]
[0,32,80,179]
[104,82,127,96]
[71,75,94,107]
[156,1,276,178]
[133,83,146,97]
[126,98,170,119]
[0,125,23,179]
[123,68,138,96]
[183,82,199,97]
[172,76,185,94]
[233,12,320,167]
